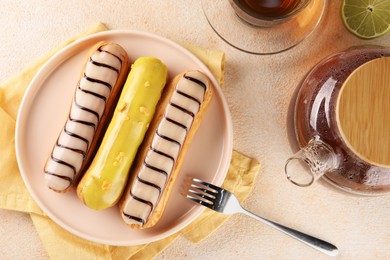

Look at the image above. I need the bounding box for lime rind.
[341,0,390,39]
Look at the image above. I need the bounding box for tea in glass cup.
[229,0,311,27]
[236,0,303,16]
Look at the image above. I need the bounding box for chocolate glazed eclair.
[44,41,130,192]
[120,70,213,229]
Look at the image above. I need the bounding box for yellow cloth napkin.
[0,22,260,259]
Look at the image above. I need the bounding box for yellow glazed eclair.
[77,56,168,210]
[44,41,130,192]
[119,70,213,229]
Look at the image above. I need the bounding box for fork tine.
[192,178,222,193]
[188,186,216,200]
[189,183,217,199]
[186,194,214,209]
[186,178,222,209]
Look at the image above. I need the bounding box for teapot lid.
[337,57,390,168]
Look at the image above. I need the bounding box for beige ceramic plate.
[15,30,232,246]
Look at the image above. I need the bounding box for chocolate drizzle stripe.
[77,84,108,103]
[69,115,96,130]
[155,131,182,148]
[176,90,201,106]
[184,75,207,90]
[64,124,89,147]
[169,102,195,117]
[137,175,162,194]
[165,117,188,132]
[89,57,119,74]
[126,189,154,225]
[56,141,87,158]
[122,212,145,225]
[74,94,100,121]
[130,191,154,210]
[49,155,76,177]
[83,73,113,91]
[150,147,175,163]
[144,161,169,178]
[44,170,73,183]
[98,46,123,64]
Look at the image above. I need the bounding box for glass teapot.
[285,46,390,195]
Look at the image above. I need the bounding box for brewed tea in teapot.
[286,46,390,195]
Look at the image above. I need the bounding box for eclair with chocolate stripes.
[119,70,213,229]
[44,42,130,192]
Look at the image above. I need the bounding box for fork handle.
[241,209,338,256]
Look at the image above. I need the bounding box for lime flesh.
[341,0,390,39]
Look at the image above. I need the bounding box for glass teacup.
[202,0,326,54]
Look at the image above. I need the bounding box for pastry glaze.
[44,42,129,192]
[120,70,213,229]
[77,56,168,210]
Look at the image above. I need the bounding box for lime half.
[341,0,390,39]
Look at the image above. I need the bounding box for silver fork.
[186,178,338,256]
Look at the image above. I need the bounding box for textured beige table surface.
[1,1,390,259]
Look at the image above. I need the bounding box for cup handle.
[285,137,339,187]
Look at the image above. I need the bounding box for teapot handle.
[285,137,339,187]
